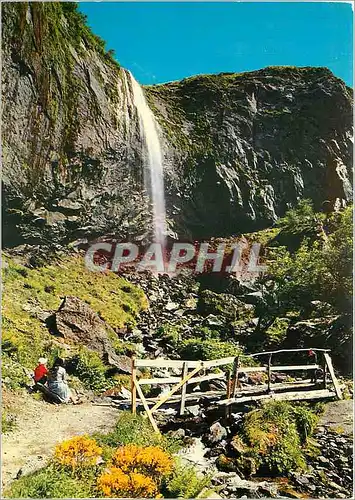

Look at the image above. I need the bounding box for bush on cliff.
[249,205,352,369]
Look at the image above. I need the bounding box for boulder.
[235,456,257,478]
[169,428,186,439]
[230,435,247,456]
[52,296,131,373]
[216,454,239,473]
[165,301,180,311]
[16,456,47,479]
[208,422,228,444]
[187,405,201,417]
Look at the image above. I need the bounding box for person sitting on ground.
[47,357,78,404]
[33,357,48,385]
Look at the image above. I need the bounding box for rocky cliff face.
[2,2,151,247]
[148,69,353,238]
[2,3,353,247]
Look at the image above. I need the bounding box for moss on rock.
[228,401,319,476]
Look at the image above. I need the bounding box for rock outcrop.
[148,68,353,237]
[2,3,151,247]
[53,296,132,372]
[2,3,353,247]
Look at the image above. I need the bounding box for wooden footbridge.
[129,349,343,433]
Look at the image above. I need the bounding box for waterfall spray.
[127,71,167,248]
[121,71,132,139]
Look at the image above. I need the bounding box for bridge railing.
[130,348,342,433]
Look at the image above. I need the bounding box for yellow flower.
[97,467,158,498]
[54,435,102,470]
[112,444,173,479]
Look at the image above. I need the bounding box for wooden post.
[228,356,240,418]
[312,352,318,385]
[267,354,272,393]
[134,380,160,434]
[324,353,343,400]
[314,367,318,385]
[231,356,240,399]
[322,353,328,389]
[180,362,188,416]
[225,369,231,418]
[131,356,137,414]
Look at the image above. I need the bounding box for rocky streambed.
[99,386,353,500]
[288,427,353,499]
[160,401,354,499]
[93,269,353,499]
[116,267,256,358]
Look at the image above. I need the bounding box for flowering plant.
[54,435,102,470]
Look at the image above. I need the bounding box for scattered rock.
[187,405,201,417]
[208,422,227,444]
[165,301,180,311]
[115,386,131,400]
[16,456,47,479]
[52,296,132,373]
[169,428,185,439]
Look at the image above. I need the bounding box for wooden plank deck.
[105,379,338,409]
[118,350,343,432]
[218,389,337,406]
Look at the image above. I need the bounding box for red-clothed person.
[34,358,48,384]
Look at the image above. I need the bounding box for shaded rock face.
[2,3,151,247]
[148,68,353,238]
[53,296,131,373]
[2,4,353,247]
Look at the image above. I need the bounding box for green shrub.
[164,460,211,498]
[265,317,290,344]
[276,199,325,235]
[112,374,131,390]
[292,404,319,443]
[70,348,113,393]
[4,466,92,498]
[197,289,253,322]
[191,325,220,340]
[94,412,181,454]
[235,401,319,474]
[2,355,29,390]
[156,323,182,348]
[238,355,260,368]
[178,338,240,361]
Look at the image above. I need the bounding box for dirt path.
[318,399,353,435]
[2,395,119,487]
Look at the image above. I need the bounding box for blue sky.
[79,2,353,86]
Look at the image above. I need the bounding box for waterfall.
[120,71,132,140]
[127,71,167,247]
